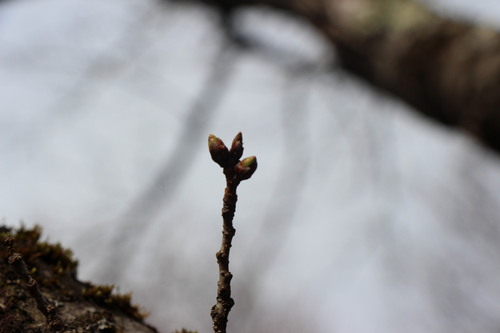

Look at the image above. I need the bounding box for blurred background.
[2,0,500,332]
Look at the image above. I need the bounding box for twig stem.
[208,133,257,333]
[211,173,239,333]
[2,234,67,331]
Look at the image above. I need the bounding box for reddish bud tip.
[235,156,257,180]
[230,132,244,160]
[208,134,230,167]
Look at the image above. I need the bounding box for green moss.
[37,241,78,276]
[82,284,147,321]
[2,225,150,325]
[3,225,78,279]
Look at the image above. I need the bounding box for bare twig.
[208,132,257,333]
[2,234,67,332]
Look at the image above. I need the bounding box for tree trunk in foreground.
[0,226,161,333]
[202,0,500,154]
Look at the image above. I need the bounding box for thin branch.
[2,234,67,332]
[208,132,257,333]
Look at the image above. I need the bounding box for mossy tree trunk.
[0,226,160,333]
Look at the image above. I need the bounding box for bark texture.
[0,226,159,333]
[199,0,500,154]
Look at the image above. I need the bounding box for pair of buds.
[208,132,257,181]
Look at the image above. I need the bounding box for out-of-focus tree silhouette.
[185,0,500,154]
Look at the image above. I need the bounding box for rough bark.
[196,0,500,154]
[0,225,160,333]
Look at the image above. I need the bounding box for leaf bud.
[230,132,244,160]
[208,134,230,167]
[235,156,257,180]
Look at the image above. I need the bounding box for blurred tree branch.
[188,0,500,154]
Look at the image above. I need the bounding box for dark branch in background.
[2,234,67,332]
[188,0,500,155]
[208,133,257,333]
[103,40,239,283]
